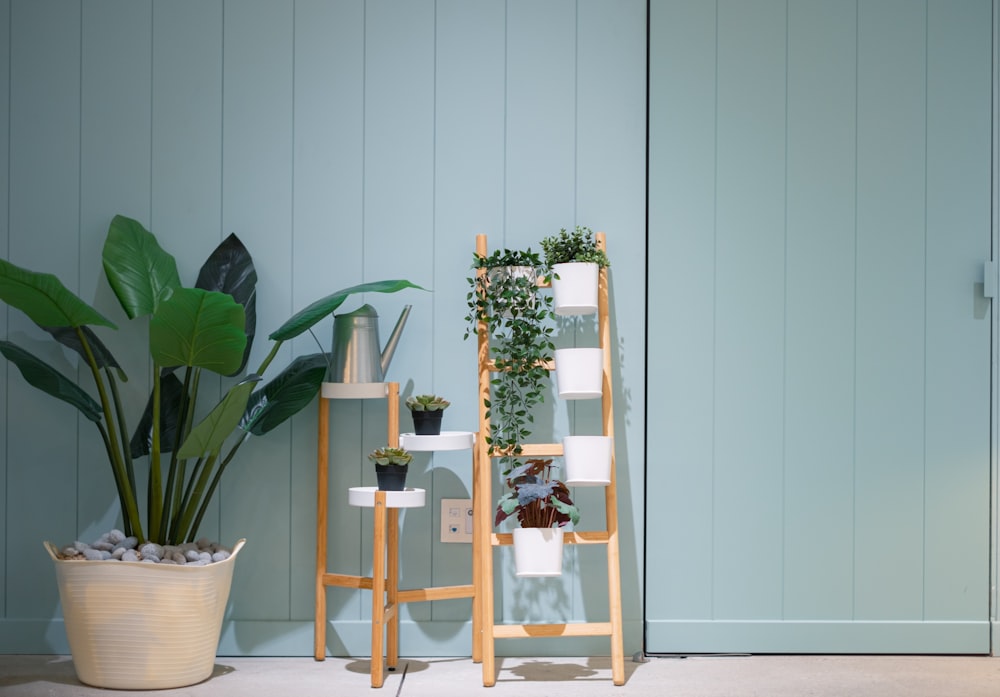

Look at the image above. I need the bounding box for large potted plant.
[0,214,420,690]
[464,247,555,474]
[539,225,610,316]
[494,458,580,577]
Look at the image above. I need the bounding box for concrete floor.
[1,654,999,696]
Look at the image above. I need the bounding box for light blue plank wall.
[78,0,153,544]
[0,0,647,657]
[6,1,81,622]
[150,0,225,545]
[649,0,717,621]
[431,0,505,625]
[219,0,296,624]
[853,0,928,621]
[923,0,992,620]
[0,0,10,621]
[647,0,992,654]
[713,0,787,621]
[783,0,857,621]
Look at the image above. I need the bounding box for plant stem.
[74,328,144,541]
[187,432,250,542]
[147,364,164,541]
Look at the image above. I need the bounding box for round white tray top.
[321,382,389,399]
[348,486,426,508]
[399,431,475,451]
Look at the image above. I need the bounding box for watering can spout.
[380,305,412,377]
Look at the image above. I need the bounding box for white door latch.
[985,260,997,299]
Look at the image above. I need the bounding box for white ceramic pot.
[46,539,245,690]
[487,265,537,316]
[563,435,613,486]
[512,527,564,577]
[551,261,599,316]
[554,347,603,399]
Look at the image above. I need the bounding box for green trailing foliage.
[0,213,421,545]
[464,247,555,475]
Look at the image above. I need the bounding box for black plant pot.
[410,410,444,436]
[375,464,408,491]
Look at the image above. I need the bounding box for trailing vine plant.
[464,247,555,474]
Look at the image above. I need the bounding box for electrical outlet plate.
[440,498,473,543]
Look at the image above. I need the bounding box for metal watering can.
[329,304,412,383]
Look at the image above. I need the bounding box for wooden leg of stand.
[371,493,387,688]
[387,507,400,670]
[314,398,329,661]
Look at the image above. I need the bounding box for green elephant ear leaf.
[178,378,260,459]
[195,233,257,376]
[242,352,327,436]
[149,287,247,375]
[269,279,425,341]
[102,214,182,320]
[0,340,102,422]
[0,258,116,329]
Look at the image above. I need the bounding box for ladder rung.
[492,622,613,639]
[492,531,610,546]
[396,584,475,603]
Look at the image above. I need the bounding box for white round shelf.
[399,431,475,451]
[348,486,426,508]
[321,382,389,399]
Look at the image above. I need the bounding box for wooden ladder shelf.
[472,233,625,686]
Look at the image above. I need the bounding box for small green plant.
[405,394,451,412]
[367,446,413,467]
[495,459,579,529]
[464,247,555,474]
[540,226,610,280]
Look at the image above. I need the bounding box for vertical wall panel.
[573,0,647,627]
[290,0,366,627]
[923,0,992,620]
[500,0,579,624]
[854,0,927,621]
[648,0,992,653]
[220,0,295,621]
[783,0,857,620]
[150,0,224,544]
[0,0,648,656]
[6,0,81,618]
[712,0,786,620]
[0,0,10,620]
[363,0,437,625]
[505,0,577,242]
[647,0,717,623]
[432,0,506,625]
[78,0,153,543]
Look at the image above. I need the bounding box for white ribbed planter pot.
[554,347,603,399]
[512,527,564,578]
[551,262,599,316]
[46,539,245,690]
[563,435,613,486]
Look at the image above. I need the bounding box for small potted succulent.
[539,226,610,316]
[495,458,580,577]
[368,445,413,491]
[405,394,451,436]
